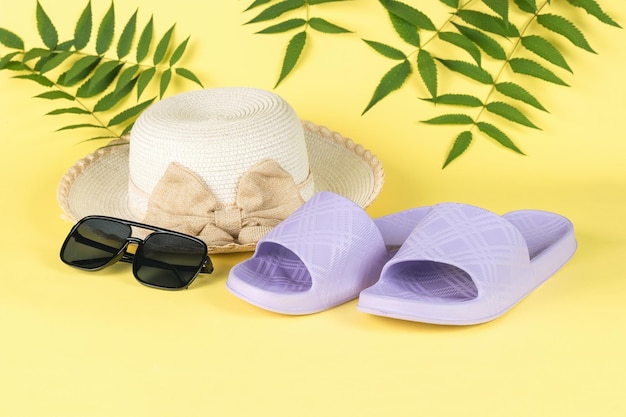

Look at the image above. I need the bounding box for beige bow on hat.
[144,159,307,246]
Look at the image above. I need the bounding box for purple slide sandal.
[357,203,577,325]
[226,192,429,314]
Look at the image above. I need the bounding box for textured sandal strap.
[385,203,532,299]
[257,192,388,299]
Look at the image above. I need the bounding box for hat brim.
[57,121,384,254]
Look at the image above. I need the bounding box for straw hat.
[57,87,384,253]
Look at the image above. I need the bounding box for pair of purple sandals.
[226,192,577,325]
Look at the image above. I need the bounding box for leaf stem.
[70,49,156,70]
[57,84,119,137]
[473,0,551,125]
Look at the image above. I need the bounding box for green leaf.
[136,16,154,62]
[362,59,411,114]
[246,0,306,24]
[0,28,24,49]
[308,0,347,4]
[154,25,175,65]
[80,135,119,142]
[120,122,134,136]
[380,0,436,30]
[2,61,29,71]
[308,18,351,34]
[509,58,569,86]
[35,90,75,101]
[256,18,306,34]
[75,80,95,98]
[452,23,506,60]
[276,31,307,87]
[521,35,572,72]
[537,14,595,53]
[495,82,547,111]
[34,52,56,72]
[47,107,90,115]
[440,0,460,8]
[61,55,101,86]
[437,31,481,65]
[77,61,123,98]
[117,10,138,59]
[36,1,58,49]
[169,36,189,66]
[159,68,172,98]
[389,13,420,47]
[0,52,20,70]
[245,0,273,11]
[57,40,74,51]
[39,51,73,74]
[96,2,115,55]
[74,1,92,51]
[477,122,524,154]
[175,68,204,87]
[422,114,474,125]
[514,0,536,13]
[113,64,139,93]
[422,94,483,107]
[136,67,156,98]
[417,49,437,98]
[116,76,139,99]
[94,77,137,112]
[567,0,621,28]
[57,123,103,132]
[13,73,54,87]
[455,10,519,37]
[486,101,539,129]
[22,48,50,62]
[482,0,509,23]
[108,98,155,127]
[443,131,472,168]
[436,59,493,84]
[87,61,124,94]
[363,40,406,60]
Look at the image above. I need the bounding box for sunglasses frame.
[60,215,214,290]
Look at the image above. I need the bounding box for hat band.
[128,164,313,220]
[127,159,313,245]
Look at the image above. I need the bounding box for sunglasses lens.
[134,233,207,289]
[61,218,132,270]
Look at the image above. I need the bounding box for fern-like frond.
[244,0,352,87]
[0,1,204,143]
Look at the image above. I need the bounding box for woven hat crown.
[127,87,314,219]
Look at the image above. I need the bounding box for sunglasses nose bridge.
[127,237,143,246]
[123,237,144,260]
[99,239,132,268]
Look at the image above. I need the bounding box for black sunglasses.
[60,215,213,290]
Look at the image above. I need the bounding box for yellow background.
[1,1,625,416]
